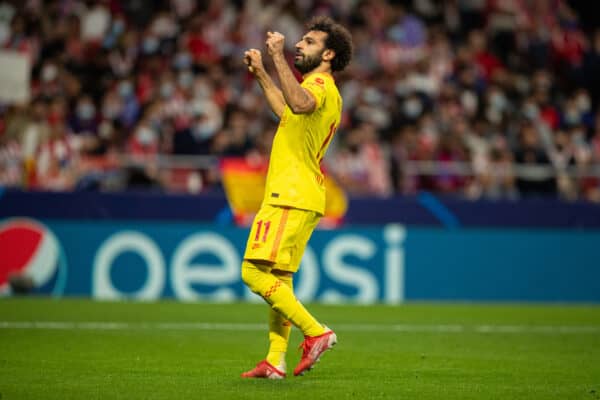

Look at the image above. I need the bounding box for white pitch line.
[0,321,599,334]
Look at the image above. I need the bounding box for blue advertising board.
[3,189,600,228]
[1,217,599,303]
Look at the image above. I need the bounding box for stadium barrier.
[1,189,600,228]
[1,190,599,303]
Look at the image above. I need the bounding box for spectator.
[329,122,392,197]
[513,122,556,196]
[0,0,598,202]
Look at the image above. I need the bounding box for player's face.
[294,31,327,74]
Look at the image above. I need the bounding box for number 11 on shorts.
[254,220,271,243]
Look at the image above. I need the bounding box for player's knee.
[272,268,293,288]
[241,260,261,293]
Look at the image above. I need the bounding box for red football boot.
[241,360,286,379]
[293,328,337,376]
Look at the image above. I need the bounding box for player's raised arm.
[266,32,317,115]
[244,48,286,118]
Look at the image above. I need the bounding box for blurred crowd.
[1,0,600,201]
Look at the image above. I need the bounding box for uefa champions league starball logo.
[0,218,67,296]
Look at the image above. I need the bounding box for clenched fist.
[266,31,285,56]
[243,48,265,75]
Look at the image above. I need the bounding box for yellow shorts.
[243,204,320,273]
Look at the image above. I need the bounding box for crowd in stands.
[1,0,600,201]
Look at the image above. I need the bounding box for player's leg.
[241,205,326,336]
[241,206,335,377]
[240,261,324,379]
[282,211,337,376]
[241,205,286,379]
[241,260,325,336]
[266,271,292,370]
[241,261,336,377]
[241,205,320,378]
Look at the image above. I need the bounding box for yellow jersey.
[263,72,342,215]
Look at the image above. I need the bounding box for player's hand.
[243,48,265,75]
[266,31,285,56]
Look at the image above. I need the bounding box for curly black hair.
[306,16,353,72]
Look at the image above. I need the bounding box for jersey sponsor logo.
[271,192,280,198]
[314,77,325,85]
[0,218,65,295]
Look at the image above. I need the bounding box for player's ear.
[322,49,335,62]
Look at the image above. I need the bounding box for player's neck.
[302,63,332,79]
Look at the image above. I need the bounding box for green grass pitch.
[1,298,599,399]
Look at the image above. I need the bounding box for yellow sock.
[266,274,292,367]
[241,260,326,338]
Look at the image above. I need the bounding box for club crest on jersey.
[314,77,324,85]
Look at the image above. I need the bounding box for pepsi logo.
[0,218,61,295]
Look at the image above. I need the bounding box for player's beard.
[294,49,324,74]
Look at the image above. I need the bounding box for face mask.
[192,121,216,141]
[113,19,125,35]
[461,91,478,115]
[572,130,585,145]
[489,92,507,111]
[576,95,591,113]
[137,126,156,145]
[486,107,502,124]
[178,71,194,89]
[523,103,539,120]
[41,64,58,82]
[149,116,162,131]
[55,142,68,159]
[160,83,174,98]
[564,110,580,125]
[142,37,159,54]
[395,81,409,97]
[98,121,113,139]
[118,81,133,98]
[194,82,212,99]
[362,88,382,105]
[387,25,405,42]
[174,52,192,70]
[77,103,96,120]
[403,98,423,118]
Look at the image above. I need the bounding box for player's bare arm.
[266,31,317,115]
[244,48,286,118]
